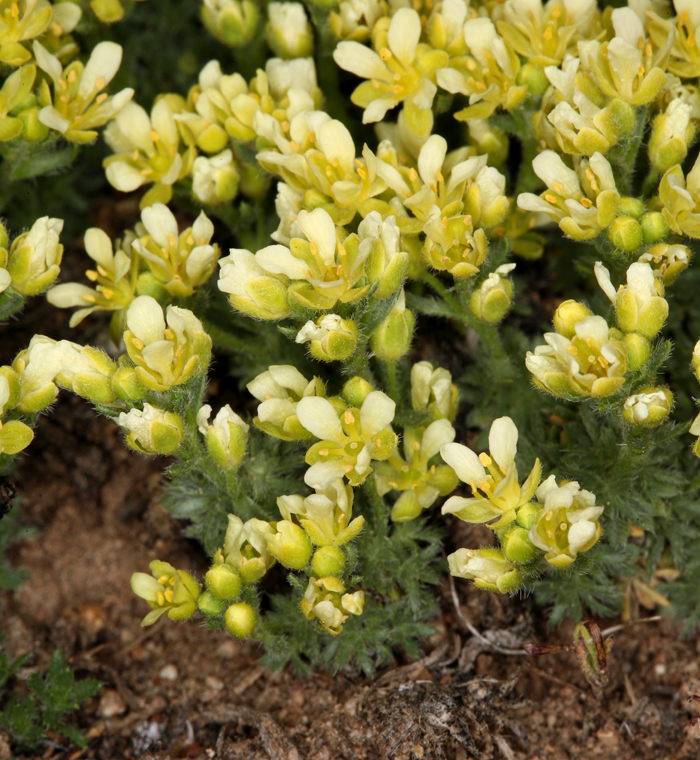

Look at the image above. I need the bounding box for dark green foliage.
[0,503,36,591]
[0,647,100,750]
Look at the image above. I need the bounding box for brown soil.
[1,394,699,760]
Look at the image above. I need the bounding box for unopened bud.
[640,212,668,243]
[19,107,49,142]
[111,364,147,403]
[296,314,359,362]
[370,290,415,361]
[0,419,34,455]
[516,62,549,96]
[617,197,645,219]
[266,521,312,569]
[500,524,537,564]
[341,376,373,407]
[608,216,643,252]
[311,545,346,577]
[622,332,651,371]
[202,0,260,47]
[623,387,672,427]
[266,2,313,59]
[553,300,593,339]
[470,264,514,323]
[224,602,258,638]
[197,590,225,616]
[205,564,243,600]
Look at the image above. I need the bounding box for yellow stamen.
[156,591,165,606]
[86,270,98,281]
[164,589,174,603]
[344,410,355,424]
[479,452,492,466]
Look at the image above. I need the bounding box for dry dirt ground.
[1,394,700,760]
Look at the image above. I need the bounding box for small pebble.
[655,663,667,677]
[205,675,224,691]
[98,688,127,718]
[159,664,178,681]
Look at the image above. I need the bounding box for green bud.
[516,62,549,96]
[390,491,423,522]
[197,590,225,617]
[266,2,313,59]
[617,197,645,219]
[500,525,537,564]
[370,290,415,362]
[448,547,522,593]
[515,503,540,530]
[553,300,593,339]
[470,264,514,323]
[0,366,21,411]
[430,464,460,496]
[311,545,346,577]
[468,119,509,168]
[640,212,668,243]
[0,420,34,455]
[622,386,673,427]
[266,521,312,569]
[111,365,147,403]
[341,376,373,408]
[91,0,125,22]
[297,315,359,362]
[607,99,636,137]
[608,217,643,252]
[135,271,169,301]
[202,0,260,47]
[205,564,242,600]
[622,333,650,371]
[19,107,49,142]
[224,602,258,638]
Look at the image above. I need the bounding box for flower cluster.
[443,417,604,592]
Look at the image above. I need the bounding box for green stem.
[363,475,388,533]
[641,168,660,200]
[420,271,460,312]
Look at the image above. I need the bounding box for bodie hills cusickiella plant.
[3,0,700,675]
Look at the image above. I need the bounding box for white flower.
[118,403,184,454]
[298,391,397,489]
[197,403,249,439]
[410,361,455,420]
[267,2,313,59]
[34,41,133,141]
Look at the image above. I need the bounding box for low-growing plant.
[2,0,700,676]
[0,646,100,750]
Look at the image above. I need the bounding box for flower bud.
[6,217,63,295]
[470,264,514,323]
[358,212,409,299]
[553,300,593,340]
[607,217,643,252]
[205,563,243,600]
[622,332,650,371]
[516,62,549,96]
[118,404,185,455]
[648,100,695,173]
[693,339,700,382]
[341,376,373,407]
[266,520,312,569]
[410,361,457,421]
[623,387,672,427]
[640,212,668,244]
[515,502,539,530]
[218,249,290,321]
[0,367,21,414]
[617,197,645,219]
[0,420,34,455]
[296,314,359,362]
[91,0,125,23]
[500,525,537,564]
[12,336,61,413]
[202,0,260,47]
[311,545,346,577]
[192,150,239,205]
[197,404,249,469]
[19,107,49,142]
[447,547,522,593]
[197,590,225,616]
[595,261,668,340]
[52,341,118,405]
[266,2,313,59]
[111,364,147,403]
[468,119,509,168]
[224,602,258,638]
[370,290,415,362]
